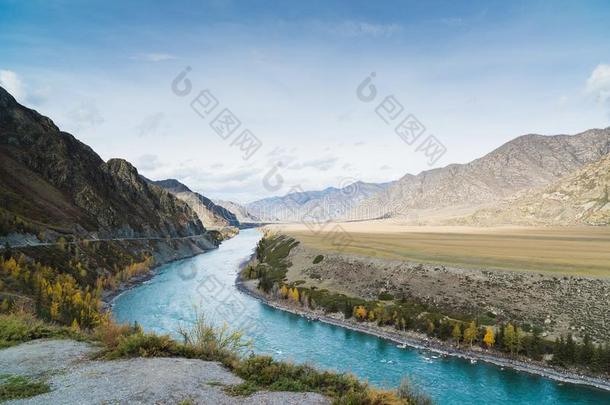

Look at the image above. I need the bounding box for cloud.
[0,70,24,101]
[66,100,104,130]
[330,21,402,37]
[135,112,168,137]
[586,64,610,104]
[131,53,177,62]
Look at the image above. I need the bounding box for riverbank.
[236,276,610,393]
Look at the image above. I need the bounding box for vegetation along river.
[112,229,610,405]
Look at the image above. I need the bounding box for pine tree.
[452,323,462,346]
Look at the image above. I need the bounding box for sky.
[1,0,610,202]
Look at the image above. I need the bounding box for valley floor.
[270,222,610,277]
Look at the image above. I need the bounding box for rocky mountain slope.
[152,179,240,229]
[214,199,262,225]
[0,86,207,240]
[459,153,610,226]
[352,128,610,222]
[245,181,394,223]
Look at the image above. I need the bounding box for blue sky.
[1,0,610,202]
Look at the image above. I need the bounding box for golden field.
[268,222,610,277]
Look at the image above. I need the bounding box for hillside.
[0,86,217,329]
[0,86,207,241]
[246,181,394,223]
[460,153,610,226]
[152,179,240,229]
[352,128,610,222]
[214,199,262,225]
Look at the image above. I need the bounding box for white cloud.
[586,64,610,103]
[131,53,177,62]
[0,70,24,101]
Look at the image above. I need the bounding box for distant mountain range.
[151,179,240,229]
[0,86,210,242]
[244,181,395,223]
[213,199,261,225]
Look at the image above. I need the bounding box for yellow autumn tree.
[353,305,367,321]
[289,287,300,304]
[483,326,495,348]
[280,285,289,299]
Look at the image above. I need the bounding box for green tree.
[452,323,462,346]
[463,320,478,347]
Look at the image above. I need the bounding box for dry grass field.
[269,222,610,277]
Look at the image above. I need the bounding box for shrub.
[107,332,178,359]
[0,312,84,348]
[313,255,324,264]
[94,319,141,350]
[378,292,394,301]
[176,311,252,363]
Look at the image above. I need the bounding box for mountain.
[152,179,240,229]
[459,153,610,226]
[0,86,209,241]
[245,181,394,223]
[213,199,262,225]
[352,128,610,223]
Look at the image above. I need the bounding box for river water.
[113,229,610,405]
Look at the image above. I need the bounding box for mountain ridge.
[351,128,610,222]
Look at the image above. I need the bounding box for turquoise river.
[113,229,610,405]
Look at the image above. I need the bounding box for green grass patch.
[0,375,50,401]
[0,312,87,348]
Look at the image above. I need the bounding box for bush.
[313,255,324,264]
[378,292,394,301]
[0,312,84,348]
[106,332,178,359]
[94,320,141,350]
